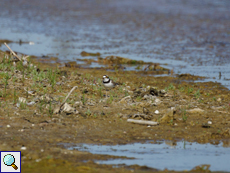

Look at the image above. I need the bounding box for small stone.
[208,121,212,125]
[159,89,167,96]
[62,103,79,114]
[21,146,27,150]
[36,159,41,162]
[74,101,83,106]
[217,98,221,102]
[27,101,36,106]
[155,110,160,114]
[152,98,161,106]
[187,108,204,114]
[171,107,176,111]
[6,125,10,128]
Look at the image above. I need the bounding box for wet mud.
[0,0,230,172]
[0,50,230,172]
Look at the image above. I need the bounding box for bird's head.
[103,75,109,79]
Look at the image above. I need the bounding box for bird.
[102,75,116,97]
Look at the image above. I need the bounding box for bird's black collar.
[103,79,110,84]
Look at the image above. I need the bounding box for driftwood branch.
[127,119,159,126]
[4,42,21,61]
[60,86,78,109]
[53,86,78,114]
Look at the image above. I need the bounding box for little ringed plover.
[102,75,116,97]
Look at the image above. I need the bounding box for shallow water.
[0,0,230,89]
[70,140,230,171]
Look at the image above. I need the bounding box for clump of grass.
[85,109,91,116]
[187,87,193,94]
[0,55,11,70]
[47,102,53,117]
[181,108,187,122]
[13,89,17,104]
[136,96,142,101]
[20,101,27,110]
[82,94,86,105]
[2,72,11,97]
[39,100,45,113]
[194,90,200,99]
[109,95,114,104]
[93,114,97,118]
[47,68,57,89]
[179,86,185,92]
[124,90,129,97]
[165,83,175,91]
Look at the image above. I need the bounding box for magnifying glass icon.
[3,154,18,170]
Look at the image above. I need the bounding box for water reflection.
[69,140,230,171]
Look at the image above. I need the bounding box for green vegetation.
[181,108,187,122]
[194,89,200,99]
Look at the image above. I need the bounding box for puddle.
[0,1,230,89]
[68,141,230,172]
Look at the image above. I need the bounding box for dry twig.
[127,119,159,126]
[54,86,78,114]
[4,42,21,61]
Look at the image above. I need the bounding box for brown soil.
[0,50,230,172]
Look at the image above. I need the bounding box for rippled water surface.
[69,140,230,171]
[0,0,230,88]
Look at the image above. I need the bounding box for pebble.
[187,108,204,114]
[21,146,27,150]
[14,112,20,115]
[36,159,41,162]
[27,101,36,106]
[154,110,160,114]
[208,121,212,125]
[7,125,10,128]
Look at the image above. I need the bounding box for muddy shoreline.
[0,48,230,172]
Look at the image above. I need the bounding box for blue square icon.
[0,151,21,173]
